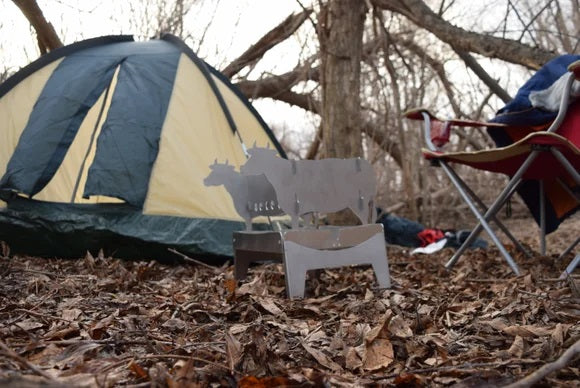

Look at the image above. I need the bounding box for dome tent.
[0,34,285,259]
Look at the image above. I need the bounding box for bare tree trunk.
[316,0,366,225]
[12,0,63,54]
[317,0,366,159]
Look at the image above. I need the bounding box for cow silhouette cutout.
[203,160,283,230]
[240,146,377,229]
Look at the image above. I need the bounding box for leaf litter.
[0,244,578,387]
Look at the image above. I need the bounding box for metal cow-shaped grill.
[203,160,283,230]
[241,146,377,228]
[203,147,390,299]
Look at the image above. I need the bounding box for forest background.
[1,0,578,230]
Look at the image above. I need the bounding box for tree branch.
[391,35,463,116]
[505,338,580,388]
[221,9,312,78]
[12,0,63,54]
[236,78,319,112]
[234,65,319,101]
[454,49,512,104]
[372,0,556,69]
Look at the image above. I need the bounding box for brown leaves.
[0,247,578,386]
[225,331,243,372]
[364,339,395,371]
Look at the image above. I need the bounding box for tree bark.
[317,0,366,159]
[12,0,63,54]
[372,0,556,69]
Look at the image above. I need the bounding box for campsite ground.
[0,214,579,387]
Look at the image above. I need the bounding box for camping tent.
[0,34,286,259]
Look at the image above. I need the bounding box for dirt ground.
[0,214,578,387]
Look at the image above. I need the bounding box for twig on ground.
[467,278,502,283]
[370,359,543,380]
[15,308,74,323]
[516,289,549,299]
[9,338,168,349]
[504,338,580,388]
[99,354,238,375]
[168,248,219,272]
[0,340,56,381]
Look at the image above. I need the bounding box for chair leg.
[440,161,522,275]
[460,178,532,258]
[559,237,580,260]
[444,150,542,275]
[282,243,307,299]
[370,236,391,289]
[234,253,253,280]
[560,254,580,279]
[551,148,580,185]
[539,181,546,256]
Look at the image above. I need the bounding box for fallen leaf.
[389,315,413,338]
[13,320,44,332]
[239,376,297,388]
[226,331,243,372]
[55,342,103,369]
[423,357,438,366]
[394,373,423,387]
[503,325,553,337]
[128,360,148,379]
[161,318,187,331]
[301,342,342,372]
[365,311,392,343]
[43,325,80,340]
[257,297,283,316]
[28,344,64,366]
[62,309,82,321]
[508,335,525,357]
[344,347,362,371]
[363,338,394,371]
[88,311,118,340]
[551,323,564,345]
[224,278,237,300]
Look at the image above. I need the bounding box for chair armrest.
[569,60,580,80]
[403,108,505,150]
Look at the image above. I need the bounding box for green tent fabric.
[0,34,285,260]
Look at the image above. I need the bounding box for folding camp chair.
[404,58,580,276]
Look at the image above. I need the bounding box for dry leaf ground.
[0,215,579,387]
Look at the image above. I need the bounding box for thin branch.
[453,49,512,104]
[505,338,580,388]
[0,340,56,381]
[167,248,219,272]
[517,0,554,43]
[507,0,539,46]
[221,9,312,78]
[373,0,556,69]
[392,35,463,116]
